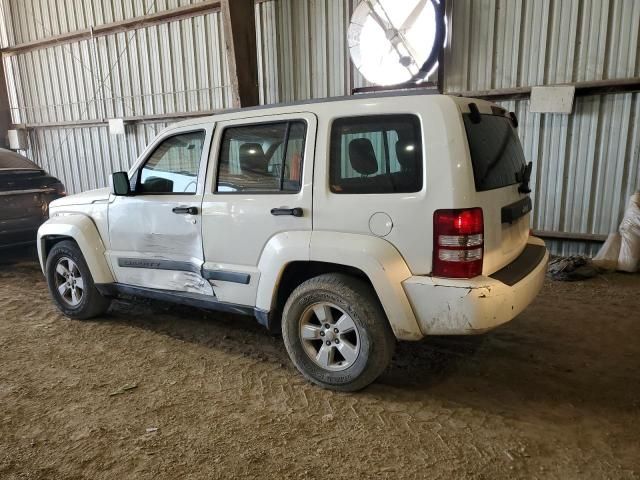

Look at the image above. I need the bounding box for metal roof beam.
[449,78,640,102]
[1,1,221,56]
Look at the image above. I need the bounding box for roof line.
[13,88,444,129]
[222,87,442,115]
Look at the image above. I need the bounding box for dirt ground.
[0,250,639,480]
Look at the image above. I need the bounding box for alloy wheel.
[54,257,84,307]
[299,302,361,371]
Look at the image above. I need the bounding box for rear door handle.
[172,206,199,215]
[270,207,303,217]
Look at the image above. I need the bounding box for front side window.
[216,121,306,193]
[138,131,205,194]
[330,114,423,194]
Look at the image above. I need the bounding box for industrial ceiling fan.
[348,0,446,87]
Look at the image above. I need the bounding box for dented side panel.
[103,253,213,296]
[106,194,210,295]
[104,123,214,296]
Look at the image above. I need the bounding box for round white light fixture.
[348,0,446,86]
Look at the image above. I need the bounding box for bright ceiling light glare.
[348,0,441,86]
[405,144,415,151]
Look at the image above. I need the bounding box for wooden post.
[221,0,259,108]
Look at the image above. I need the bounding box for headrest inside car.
[239,143,267,173]
[348,138,378,176]
[395,140,417,170]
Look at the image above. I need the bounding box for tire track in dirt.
[1,260,639,479]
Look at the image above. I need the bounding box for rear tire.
[282,273,395,391]
[45,240,111,319]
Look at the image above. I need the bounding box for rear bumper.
[403,237,549,335]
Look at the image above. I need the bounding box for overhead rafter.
[221,0,259,108]
[11,109,222,129]
[15,76,640,130]
[1,1,222,56]
[448,77,640,102]
[1,1,220,56]
[1,0,271,57]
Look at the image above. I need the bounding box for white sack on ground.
[592,233,622,271]
[617,192,640,273]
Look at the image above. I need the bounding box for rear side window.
[462,114,526,191]
[216,121,306,193]
[330,115,423,194]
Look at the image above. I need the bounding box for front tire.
[282,273,395,391]
[45,240,111,319]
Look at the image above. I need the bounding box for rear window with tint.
[330,115,423,194]
[462,114,526,191]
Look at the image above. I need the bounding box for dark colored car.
[0,148,65,248]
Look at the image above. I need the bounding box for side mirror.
[111,171,131,196]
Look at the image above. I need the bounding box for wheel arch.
[256,231,424,341]
[37,215,114,284]
[269,260,373,325]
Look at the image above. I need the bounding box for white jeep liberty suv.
[38,92,548,391]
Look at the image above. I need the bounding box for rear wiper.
[517,162,532,194]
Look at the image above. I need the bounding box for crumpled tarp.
[547,255,599,281]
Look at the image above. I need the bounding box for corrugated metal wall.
[445,0,640,255]
[1,0,235,123]
[6,10,231,124]
[1,0,638,256]
[28,121,171,193]
[254,0,438,103]
[255,0,366,104]
[0,0,233,195]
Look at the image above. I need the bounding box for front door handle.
[270,207,303,217]
[172,206,198,215]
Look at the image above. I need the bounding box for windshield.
[462,114,526,192]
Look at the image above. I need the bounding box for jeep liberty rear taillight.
[433,208,484,278]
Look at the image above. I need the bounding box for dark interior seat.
[239,143,268,173]
[348,138,378,176]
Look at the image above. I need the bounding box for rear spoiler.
[468,102,519,128]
